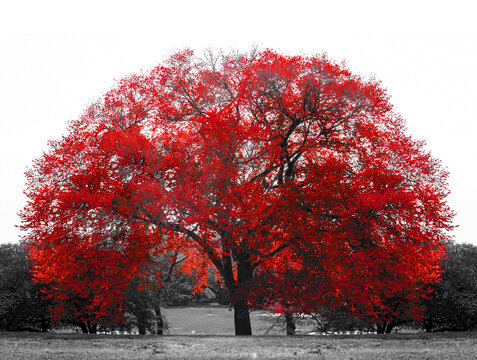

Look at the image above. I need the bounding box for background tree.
[311,308,375,334]
[21,49,454,335]
[124,247,211,335]
[0,243,51,332]
[423,242,477,331]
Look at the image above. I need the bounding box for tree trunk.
[285,312,296,336]
[376,323,385,334]
[376,321,395,334]
[232,258,253,335]
[155,306,164,335]
[424,317,433,332]
[40,318,50,332]
[138,323,146,335]
[221,252,253,335]
[79,322,89,334]
[86,321,97,334]
[233,300,252,335]
[385,322,395,334]
[138,321,146,335]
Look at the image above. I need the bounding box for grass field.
[1,306,476,359]
[162,304,306,335]
[1,331,477,359]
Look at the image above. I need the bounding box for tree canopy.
[20,49,454,335]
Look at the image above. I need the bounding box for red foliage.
[20,49,454,334]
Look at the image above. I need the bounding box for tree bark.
[285,312,296,336]
[233,300,252,335]
[79,322,89,334]
[86,321,97,334]
[424,317,433,332]
[376,323,385,334]
[231,258,253,335]
[155,305,164,335]
[138,323,146,335]
[376,321,395,334]
[220,248,253,335]
[385,322,395,333]
[40,318,50,332]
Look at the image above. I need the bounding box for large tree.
[21,49,453,335]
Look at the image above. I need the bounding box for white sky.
[0,0,475,245]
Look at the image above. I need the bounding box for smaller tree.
[423,242,477,331]
[0,243,51,332]
[123,249,191,335]
[124,274,159,335]
[32,241,137,334]
[313,308,375,334]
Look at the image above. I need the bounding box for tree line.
[1,241,476,334]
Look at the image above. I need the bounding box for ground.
[1,332,477,359]
[1,306,476,359]
[162,304,299,335]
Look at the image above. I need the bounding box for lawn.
[162,304,303,335]
[1,331,477,359]
[1,305,476,359]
